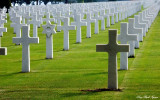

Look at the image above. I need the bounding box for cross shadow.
[0,71,27,77]
[73,42,81,44]
[84,72,108,76]
[31,58,47,61]
[61,88,122,98]
[81,88,122,92]
[2,89,27,93]
[118,69,128,71]
[61,91,97,98]
[54,49,66,52]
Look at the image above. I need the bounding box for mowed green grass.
[0,10,159,99]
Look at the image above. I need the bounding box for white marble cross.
[142,11,151,28]
[11,17,26,45]
[115,12,119,23]
[118,23,137,70]
[43,12,55,23]
[0,15,7,36]
[37,10,44,26]
[119,11,122,21]
[100,9,106,30]
[93,11,103,34]
[65,9,74,18]
[28,13,41,37]
[55,11,64,32]
[71,14,87,43]
[0,27,7,55]
[42,21,56,59]
[134,15,146,37]
[24,11,31,25]
[13,25,39,72]
[10,13,19,34]
[110,8,115,25]
[106,9,111,28]
[96,29,129,89]
[128,18,143,57]
[57,17,76,50]
[0,27,7,37]
[139,12,149,33]
[82,12,95,38]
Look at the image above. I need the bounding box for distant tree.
[43,0,50,5]
[36,0,39,5]
[77,0,84,3]
[65,0,68,3]
[11,0,16,6]
[84,0,93,2]
[0,0,11,12]
[24,0,31,5]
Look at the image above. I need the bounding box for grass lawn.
[0,9,159,99]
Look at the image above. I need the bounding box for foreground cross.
[13,25,39,72]
[96,29,129,89]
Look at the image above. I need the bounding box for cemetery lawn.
[0,12,160,100]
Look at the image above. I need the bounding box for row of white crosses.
[128,2,160,58]
[9,0,159,87]
[8,1,143,73]
[9,1,141,31]
[96,1,160,90]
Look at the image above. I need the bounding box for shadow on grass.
[61,91,97,98]
[54,49,64,52]
[0,72,28,77]
[61,88,122,98]
[118,69,128,71]
[81,88,122,92]
[31,58,48,62]
[84,72,108,76]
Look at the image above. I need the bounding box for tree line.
[0,0,117,12]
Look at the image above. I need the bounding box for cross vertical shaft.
[22,44,30,72]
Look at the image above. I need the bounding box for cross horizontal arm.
[13,38,22,44]
[0,28,7,32]
[127,34,138,41]
[69,26,76,30]
[117,44,129,52]
[96,44,109,52]
[91,19,96,23]
[57,26,63,31]
[133,28,143,34]
[28,38,39,44]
